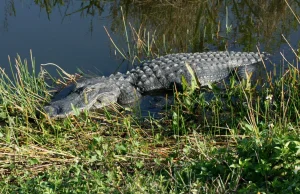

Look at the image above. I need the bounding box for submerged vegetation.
[3,0,300,53]
[0,0,300,193]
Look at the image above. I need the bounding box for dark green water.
[0,0,299,76]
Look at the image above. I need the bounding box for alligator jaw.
[44,78,121,118]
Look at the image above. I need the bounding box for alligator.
[44,51,268,118]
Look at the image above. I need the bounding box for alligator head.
[44,77,122,118]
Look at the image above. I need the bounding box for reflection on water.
[0,0,299,75]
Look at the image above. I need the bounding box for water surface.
[1,1,299,75]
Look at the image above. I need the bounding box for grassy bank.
[0,48,299,193]
[0,2,300,192]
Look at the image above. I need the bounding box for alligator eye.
[75,87,84,94]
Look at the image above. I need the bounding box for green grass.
[1,3,300,193]
[0,48,299,193]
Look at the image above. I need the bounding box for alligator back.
[118,51,268,93]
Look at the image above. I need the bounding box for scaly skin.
[44,51,268,118]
